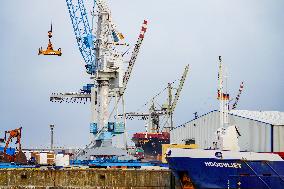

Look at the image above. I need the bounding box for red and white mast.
[218,56,229,128]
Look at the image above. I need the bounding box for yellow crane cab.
[38,24,62,56]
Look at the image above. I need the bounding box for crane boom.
[66,0,97,74]
[171,64,190,112]
[120,20,148,96]
[108,20,148,120]
[231,81,244,110]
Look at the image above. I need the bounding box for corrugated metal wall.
[273,125,284,152]
[170,111,281,152]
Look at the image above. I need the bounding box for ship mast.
[218,56,229,128]
[217,56,241,151]
[218,56,224,128]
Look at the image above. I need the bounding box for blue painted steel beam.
[66,0,97,74]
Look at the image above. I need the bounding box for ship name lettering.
[204,162,241,169]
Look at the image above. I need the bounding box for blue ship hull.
[167,157,284,189]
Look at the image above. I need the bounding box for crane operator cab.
[38,23,62,56]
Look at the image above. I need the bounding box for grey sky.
[0,0,283,148]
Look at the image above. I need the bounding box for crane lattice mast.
[167,64,189,130]
[66,0,97,74]
[231,81,244,110]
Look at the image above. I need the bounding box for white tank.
[55,154,70,167]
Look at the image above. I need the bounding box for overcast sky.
[0,0,283,148]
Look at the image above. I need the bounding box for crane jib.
[66,0,97,74]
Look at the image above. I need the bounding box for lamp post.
[50,125,54,150]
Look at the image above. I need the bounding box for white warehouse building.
[170,110,284,152]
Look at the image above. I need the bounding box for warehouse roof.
[177,110,284,129]
[230,110,284,126]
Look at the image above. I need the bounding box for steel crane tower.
[50,0,148,158]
